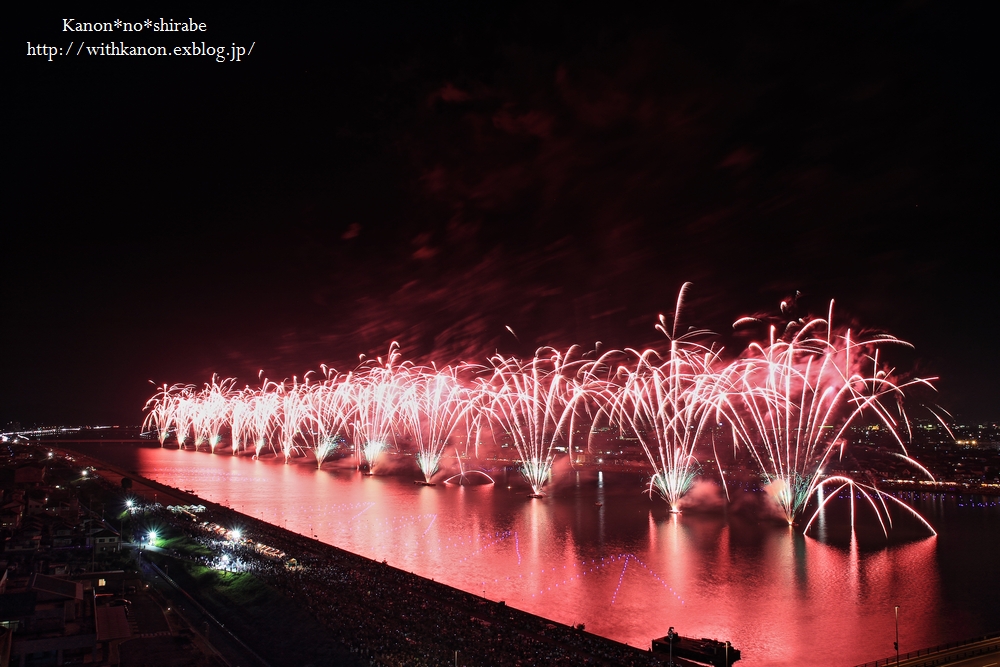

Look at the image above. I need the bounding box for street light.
[894,605,900,666]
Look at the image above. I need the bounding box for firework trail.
[171,387,198,448]
[349,343,408,473]
[277,377,314,462]
[719,304,936,530]
[306,370,353,468]
[398,365,475,483]
[228,387,254,455]
[612,347,721,512]
[249,386,280,458]
[442,446,497,485]
[604,286,723,511]
[141,290,943,536]
[481,346,591,496]
[142,382,189,446]
[196,376,233,453]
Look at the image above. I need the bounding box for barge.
[651,628,740,666]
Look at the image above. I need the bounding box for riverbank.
[67,447,677,666]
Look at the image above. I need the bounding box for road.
[135,547,271,667]
[858,636,1000,667]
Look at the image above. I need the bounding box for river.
[67,443,1000,667]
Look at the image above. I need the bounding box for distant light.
[81,470,88,477]
[126,499,134,509]
[147,530,157,543]
[230,528,242,541]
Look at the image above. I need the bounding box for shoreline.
[60,439,1000,497]
[61,446,675,666]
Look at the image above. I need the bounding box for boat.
[414,480,436,486]
[527,493,545,499]
[651,628,740,666]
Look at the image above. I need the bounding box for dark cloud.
[5,2,997,424]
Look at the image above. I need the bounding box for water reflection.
[75,444,997,666]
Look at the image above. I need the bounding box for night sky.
[7,3,997,426]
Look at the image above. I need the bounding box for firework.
[481,347,592,496]
[400,365,475,483]
[196,376,233,453]
[171,387,198,448]
[142,382,188,446]
[349,343,409,472]
[442,447,497,485]
[306,370,353,468]
[603,286,723,511]
[718,304,936,531]
[141,291,943,536]
[277,378,313,462]
[249,386,280,458]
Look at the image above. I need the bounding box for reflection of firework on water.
[143,290,946,536]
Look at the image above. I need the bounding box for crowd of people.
[154,503,670,666]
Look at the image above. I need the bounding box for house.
[89,530,120,555]
[0,573,99,666]
[12,468,45,487]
